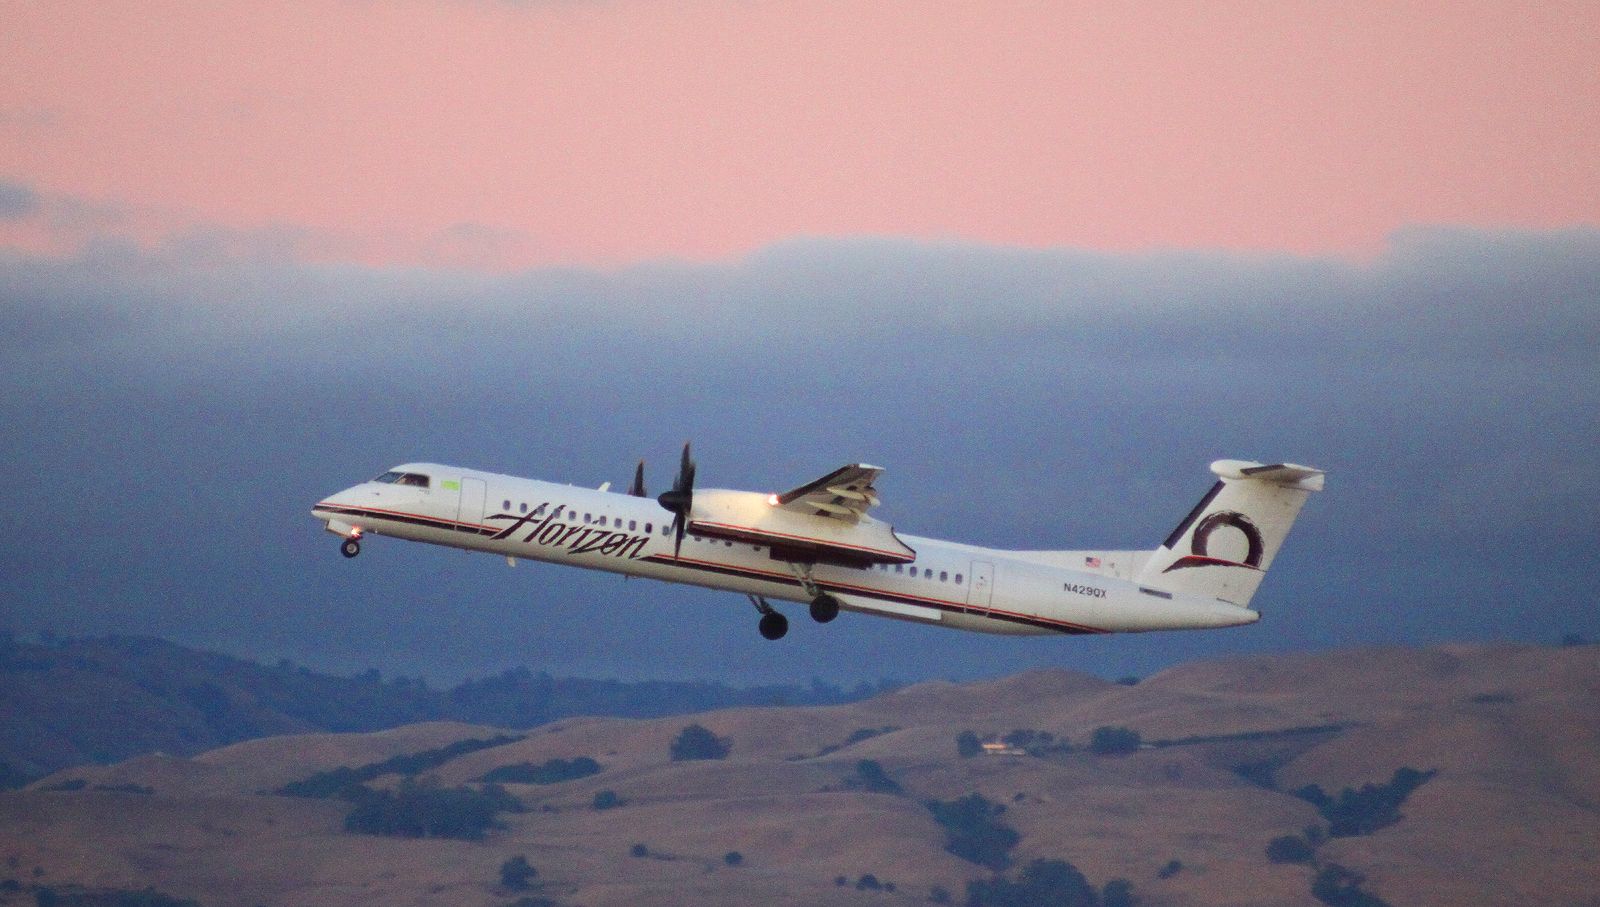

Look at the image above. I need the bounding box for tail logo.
[1163,511,1264,572]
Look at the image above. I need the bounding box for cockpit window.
[372,471,430,488]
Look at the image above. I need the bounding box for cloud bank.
[1,228,1596,683]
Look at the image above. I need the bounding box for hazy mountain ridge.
[0,633,892,779]
[3,641,1598,906]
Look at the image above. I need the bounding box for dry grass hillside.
[3,643,1597,907]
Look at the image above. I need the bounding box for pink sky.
[2,0,1597,268]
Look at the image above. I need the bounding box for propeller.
[627,459,647,497]
[655,442,696,557]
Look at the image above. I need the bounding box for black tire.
[340,538,361,558]
[809,593,841,624]
[758,611,788,640]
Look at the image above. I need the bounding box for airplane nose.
[312,485,361,517]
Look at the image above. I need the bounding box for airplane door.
[456,477,486,530]
[967,561,994,612]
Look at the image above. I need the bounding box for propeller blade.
[628,460,647,497]
[655,442,696,559]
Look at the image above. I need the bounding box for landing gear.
[340,538,361,558]
[759,611,789,640]
[748,594,788,641]
[787,563,840,625]
[809,593,841,624]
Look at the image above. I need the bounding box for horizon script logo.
[485,503,650,560]
[1162,510,1264,572]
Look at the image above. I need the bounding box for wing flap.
[776,464,885,523]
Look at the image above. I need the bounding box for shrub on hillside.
[843,759,903,795]
[1103,878,1136,907]
[966,859,1099,907]
[723,851,743,867]
[924,794,1019,871]
[669,724,730,761]
[1266,834,1317,864]
[277,734,525,799]
[343,778,522,840]
[479,757,601,785]
[1294,767,1436,837]
[1089,726,1141,756]
[499,855,537,890]
[592,789,623,810]
[1311,863,1392,907]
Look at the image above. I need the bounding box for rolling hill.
[2,642,1598,906]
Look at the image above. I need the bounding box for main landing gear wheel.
[340,538,361,558]
[809,593,841,624]
[758,611,789,640]
[747,594,788,640]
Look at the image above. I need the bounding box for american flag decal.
[1085,556,1102,568]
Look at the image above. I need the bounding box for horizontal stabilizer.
[1211,460,1326,492]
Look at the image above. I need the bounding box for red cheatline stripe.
[314,503,496,532]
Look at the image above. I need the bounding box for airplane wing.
[774,464,884,523]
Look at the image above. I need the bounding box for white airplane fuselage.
[312,463,1263,637]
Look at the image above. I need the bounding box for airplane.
[311,446,1323,641]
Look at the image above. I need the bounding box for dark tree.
[847,760,903,795]
[928,884,952,904]
[925,794,1019,871]
[856,874,882,891]
[1266,834,1316,864]
[723,851,743,867]
[480,757,601,785]
[1103,878,1136,907]
[630,843,648,858]
[1311,864,1392,907]
[1294,767,1436,837]
[1089,726,1141,756]
[343,778,522,840]
[966,859,1098,907]
[499,855,537,890]
[956,731,983,758]
[592,789,623,810]
[1157,859,1183,879]
[670,724,731,761]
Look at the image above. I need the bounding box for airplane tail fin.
[1135,460,1325,607]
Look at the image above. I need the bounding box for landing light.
[767,494,780,506]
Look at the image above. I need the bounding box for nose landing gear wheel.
[340,538,361,558]
[758,611,789,640]
[809,593,841,624]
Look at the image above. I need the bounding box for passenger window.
[924,569,933,579]
[645,523,653,533]
[940,571,948,582]
[534,504,547,515]
[894,565,903,574]
[584,513,592,523]
[519,502,528,513]
[955,574,963,584]
[598,516,607,526]
[502,500,511,510]
[629,520,636,530]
